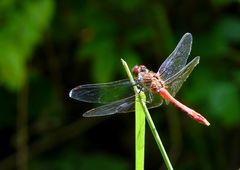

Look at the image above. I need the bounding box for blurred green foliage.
[0,0,240,170]
[0,0,54,90]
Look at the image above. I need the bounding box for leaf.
[0,0,54,90]
[135,92,146,170]
[0,45,26,89]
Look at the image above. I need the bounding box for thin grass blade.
[135,92,146,170]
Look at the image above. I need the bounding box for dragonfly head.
[132,65,148,76]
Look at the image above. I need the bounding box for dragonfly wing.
[158,33,192,80]
[83,95,135,117]
[164,56,200,101]
[146,93,163,109]
[83,90,163,117]
[121,90,163,111]
[69,79,134,104]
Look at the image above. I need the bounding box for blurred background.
[0,0,240,170]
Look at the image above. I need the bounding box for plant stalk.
[121,59,173,170]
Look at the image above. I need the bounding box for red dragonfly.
[69,33,210,126]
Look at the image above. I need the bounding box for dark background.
[0,0,240,170]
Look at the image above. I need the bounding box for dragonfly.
[69,33,210,126]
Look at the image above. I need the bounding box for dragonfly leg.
[132,80,144,93]
[146,92,153,103]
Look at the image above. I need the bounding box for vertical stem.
[121,59,173,170]
[135,92,146,170]
[139,99,173,170]
[16,76,29,170]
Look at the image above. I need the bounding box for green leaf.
[135,92,146,170]
[0,0,54,90]
[0,45,26,89]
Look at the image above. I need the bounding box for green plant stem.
[135,92,146,170]
[121,59,174,170]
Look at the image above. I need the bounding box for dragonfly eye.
[132,65,148,75]
[132,65,140,75]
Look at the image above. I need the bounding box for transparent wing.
[164,56,200,99]
[146,92,163,109]
[69,79,133,104]
[83,91,163,117]
[158,33,192,80]
[83,95,135,117]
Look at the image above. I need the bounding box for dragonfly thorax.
[132,65,166,93]
[141,71,166,93]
